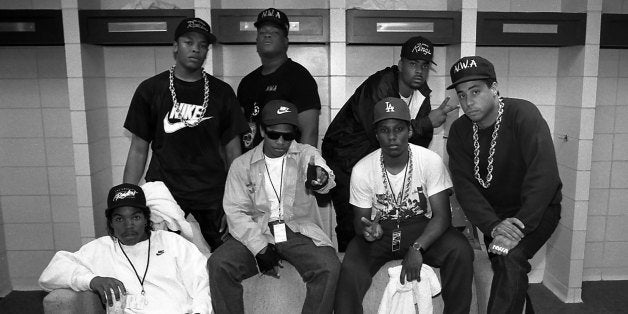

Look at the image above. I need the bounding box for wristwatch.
[411,242,426,254]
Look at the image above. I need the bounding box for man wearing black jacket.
[322,36,457,251]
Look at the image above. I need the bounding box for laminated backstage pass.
[273,222,287,243]
[392,228,402,252]
[125,293,148,311]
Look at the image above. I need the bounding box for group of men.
[39,6,563,314]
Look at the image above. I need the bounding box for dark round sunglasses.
[265,131,296,141]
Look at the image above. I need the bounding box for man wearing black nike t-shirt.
[238,8,321,151]
[122,17,248,252]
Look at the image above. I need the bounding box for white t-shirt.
[350,144,452,221]
[400,89,426,119]
[263,155,285,220]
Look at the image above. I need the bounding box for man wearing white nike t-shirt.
[123,17,248,252]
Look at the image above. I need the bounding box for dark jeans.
[335,217,474,314]
[328,162,354,252]
[184,207,225,252]
[483,204,561,314]
[208,229,341,314]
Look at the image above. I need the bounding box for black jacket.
[322,65,434,172]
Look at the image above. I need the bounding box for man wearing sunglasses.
[208,100,340,314]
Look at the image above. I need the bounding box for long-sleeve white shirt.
[39,230,211,314]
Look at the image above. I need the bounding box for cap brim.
[177,30,217,44]
[446,75,493,90]
[106,204,148,212]
[372,117,411,126]
[402,56,437,66]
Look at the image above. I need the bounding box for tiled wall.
[0,47,80,290]
[585,48,628,281]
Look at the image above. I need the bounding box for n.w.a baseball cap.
[447,56,496,89]
[174,17,217,44]
[262,100,299,127]
[106,183,148,211]
[254,8,290,35]
[400,36,436,65]
[373,97,411,125]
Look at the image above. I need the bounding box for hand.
[219,213,228,235]
[305,156,328,190]
[360,211,383,242]
[427,97,457,128]
[255,244,282,278]
[488,235,519,255]
[89,276,126,307]
[492,218,525,242]
[400,247,423,284]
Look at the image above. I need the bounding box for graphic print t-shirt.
[349,144,453,221]
[124,71,248,210]
[237,59,321,151]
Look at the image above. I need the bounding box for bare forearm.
[298,110,319,147]
[224,136,242,168]
[123,135,149,184]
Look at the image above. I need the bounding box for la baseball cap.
[447,56,496,89]
[106,183,148,211]
[254,8,290,35]
[373,97,411,125]
[174,17,217,44]
[262,100,299,127]
[400,36,436,65]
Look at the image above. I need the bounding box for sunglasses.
[265,131,296,141]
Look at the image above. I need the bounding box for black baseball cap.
[400,36,436,65]
[254,8,290,35]
[262,100,299,127]
[106,183,148,211]
[447,56,496,89]
[174,17,217,44]
[373,97,411,125]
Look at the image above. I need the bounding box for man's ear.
[172,41,179,59]
[260,126,266,137]
[408,125,414,138]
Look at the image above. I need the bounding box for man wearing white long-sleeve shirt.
[39,183,211,314]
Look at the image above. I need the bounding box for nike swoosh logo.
[276,107,291,114]
[163,115,213,133]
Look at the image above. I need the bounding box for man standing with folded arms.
[446,56,562,313]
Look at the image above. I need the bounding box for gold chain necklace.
[168,65,209,127]
[472,98,504,189]
[379,145,413,222]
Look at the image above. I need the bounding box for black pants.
[483,204,561,314]
[328,162,354,252]
[185,207,225,252]
[335,217,475,314]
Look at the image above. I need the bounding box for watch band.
[411,242,426,254]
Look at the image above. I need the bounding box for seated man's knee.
[493,248,530,273]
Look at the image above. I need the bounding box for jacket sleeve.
[409,89,434,148]
[301,145,336,194]
[223,157,268,256]
[351,74,396,149]
[446,123,501,235]
[513,104,562,234]
[173,235,211,314]
[38,247,98,292]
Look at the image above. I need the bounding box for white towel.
[141,181,194,241]
[378,265,441,314]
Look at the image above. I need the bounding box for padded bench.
[43,249,492,314]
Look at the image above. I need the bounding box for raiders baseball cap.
[174,17,217,44]
[372,97,411,125]
[106,183,148,211]
[447,56,496,89]
[400,36,436,65]
[262,100,299,127]
[254,8,290,35]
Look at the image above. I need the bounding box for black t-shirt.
[124,70,248,210]
[237,58,321,151]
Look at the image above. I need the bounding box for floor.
[0,281,626,313]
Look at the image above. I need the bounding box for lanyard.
[264,155,285,219]
[118,237,151,295]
